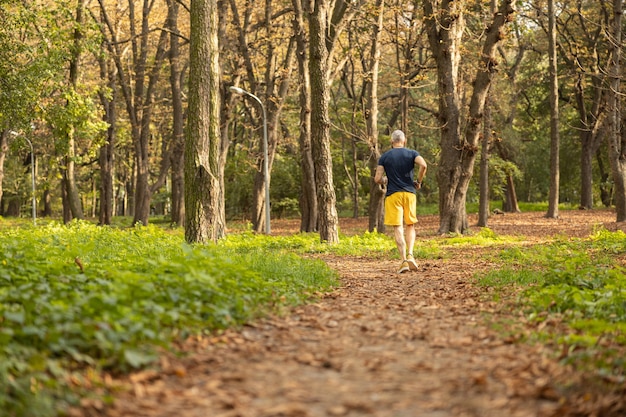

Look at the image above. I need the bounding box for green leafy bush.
[0,221,338,416]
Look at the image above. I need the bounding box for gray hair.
[391,129,405,144]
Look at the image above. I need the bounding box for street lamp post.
[229,86,271,234]
[9,131,36,225]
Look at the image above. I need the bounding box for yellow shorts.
[384,192,417,226]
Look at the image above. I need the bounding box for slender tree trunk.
[478,94,491,227]
[309,0,339,244]
[607,0,626,221]
[97,63,116,225]
[597,148,612,207]
[62,0,86,222]
[351,139,358,219]
[0,131,7,206]
[575,76,605,210]
[167,0,185,227]
[366,0,385,233]
[292,0,317,232]
[546,0,560,219]
[215,1,231,239]
[580,131,594,209]
[505,174,520,212]
[477,0,498,227]
[185,0,222,243]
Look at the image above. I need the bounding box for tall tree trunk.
[309,0,339,244]
[292,0,317,232]
[478,94,491,227]
[185,0,222,243]
[366,0,385,233]
[0,131,7,207]
[167,0,185,227]
[546,0,560,219]
[425,0,514,234]
[62,0,87,223]
[607,0,626,221]
[477,0,497,227]
[597,148,613,207]
[425,0,465,234]
[216,2,232,239]
[575,76,605,210]
[97,52,116,225]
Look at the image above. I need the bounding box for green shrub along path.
[2,211,626,416]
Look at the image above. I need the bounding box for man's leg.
[394,225,410,273]
[394,225,407,260]
[405,223,416,256]
[405,224,418,270]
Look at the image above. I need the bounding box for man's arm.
[374,165,387,184]
[414,156,427,188]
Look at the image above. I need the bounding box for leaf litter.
[70,211,625,417]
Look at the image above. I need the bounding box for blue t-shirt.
[378,147,420,196]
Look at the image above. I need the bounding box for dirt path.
[79,211,623,417]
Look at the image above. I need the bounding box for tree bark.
[546,0,560,219]
[309,0,339,244]
[366,0,385,233]
[61,0,87,223]
[184,0,222,243]
[167,0,185,227]
[0,131,7,207]
[292,0,317,232]
[425,0,515,234]
[607,0,626,221]
[97,52,116,225]
[478,94,491,227]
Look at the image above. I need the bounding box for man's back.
[379,147,419,195]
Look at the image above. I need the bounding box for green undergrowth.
[222,229,440,260]
[0,221,342,416]
[477,228,626,380]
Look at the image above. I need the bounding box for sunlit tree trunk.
[478,94,491,227]
[607,0,626,221]
[61,0,86,223]
[216,2,233,239]
[167,0,185,227]
[0,131,7,207]
[546,0,560,219]
[366,0,385,233]
[292,0,317,232]
[185,0,222,243]
[477,0,498,228]
[425,0,514,234]
[97,51,116,225]
[309,0,339,244]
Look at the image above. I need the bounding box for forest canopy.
[0,0,624,236]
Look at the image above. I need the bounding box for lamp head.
[229,86,245,95]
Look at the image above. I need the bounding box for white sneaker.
[397,260,410,274]
[407,255,418,271]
